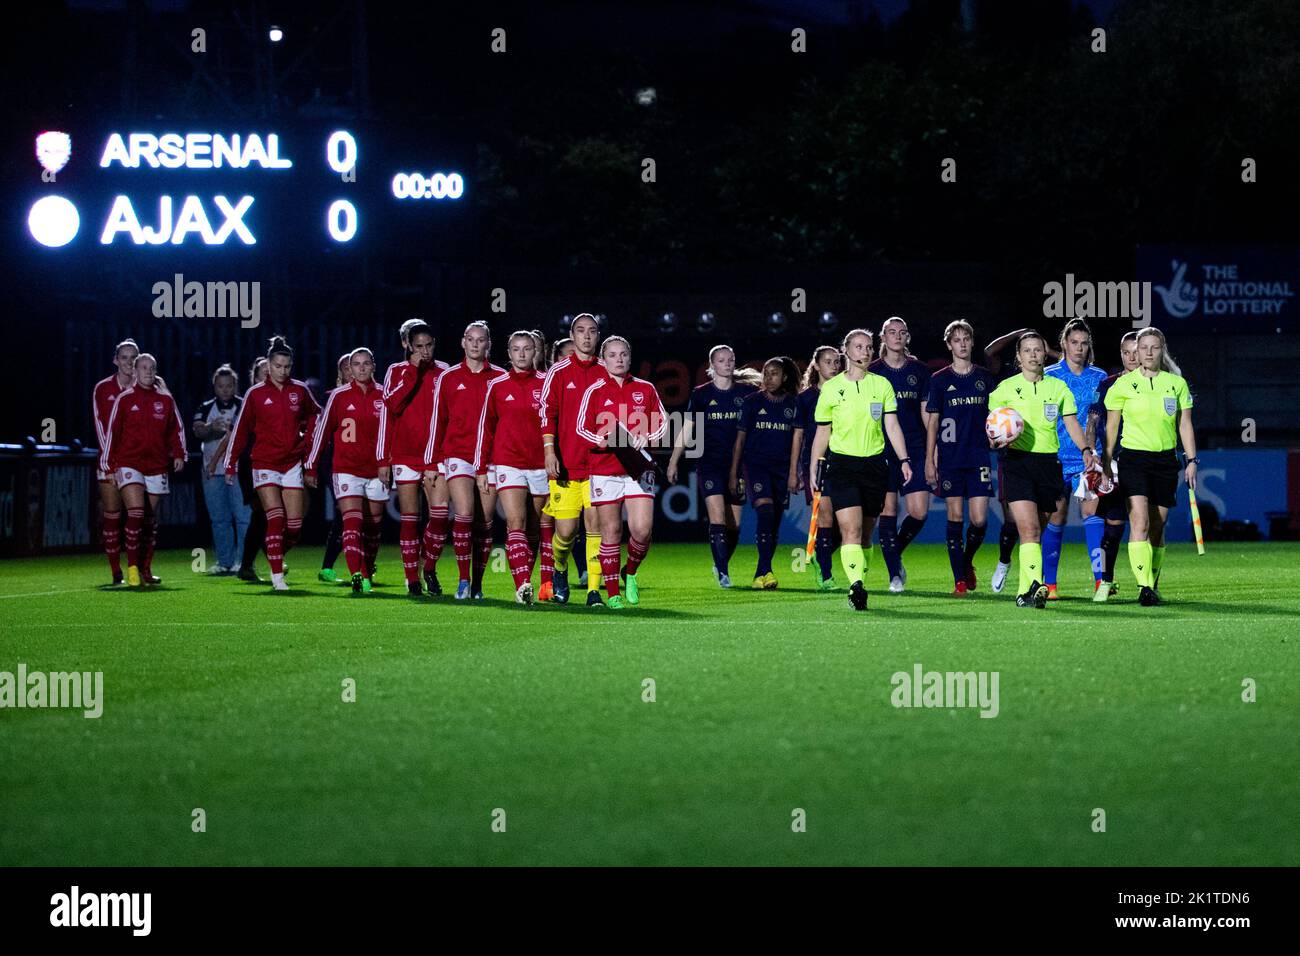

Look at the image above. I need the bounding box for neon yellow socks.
[840,543,867,586]
[586,533,602,593]
[1128,540,1154,587]
[1018,542,1042,594]
[1152,546,1165,587]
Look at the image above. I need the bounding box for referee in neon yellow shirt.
[987,332,1095,608]
[808,329,913,611]
[1101,327,1197,606]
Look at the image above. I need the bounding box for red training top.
[376,358,448,468]
[575,373,668,477]
[425,360,506,466]
[474,367,547,472]
[99,382,187,474]
[539,353,606,481]
[306,379,385,478]
[223,378,321,475]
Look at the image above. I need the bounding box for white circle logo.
[28,196,79,247]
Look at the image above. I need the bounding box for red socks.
[423,505,448,573]
[342,508,364,576]
[124,508,143,567]
[400,513,420,584]
[539,523,554,585]
[506,529,531,590]
[102,510,122,575]
[264,506,286,575]
[284,516,302,554]
[452,515,473,583]
[600,542,622,596]
[625,536,650,575]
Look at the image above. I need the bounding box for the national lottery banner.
[1137,246,1299,330]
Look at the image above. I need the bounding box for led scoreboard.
[22,125,469,257]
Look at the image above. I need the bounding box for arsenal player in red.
[379,320,451,597]
[307,347,388,594]
[98,354,187,587]
[474,331,549,604]
[92,338,141,584]
[223,336,321,591]
[540,314,607,606]
[575,335,667,609]
[425,321,505,600]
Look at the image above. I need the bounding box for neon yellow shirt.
[814,372,897,457]
[987,373,1077,453]
[1104,369,1192,452]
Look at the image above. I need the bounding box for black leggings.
[321,512,345,570]
[242,502,266,570]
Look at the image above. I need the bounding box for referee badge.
[1163,397,1177,416]
[704,479,714,491]
[1043,403,1059,422]
[870,402,883,421]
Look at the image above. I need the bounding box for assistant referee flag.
[813,371,897,457]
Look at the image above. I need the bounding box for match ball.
[985,406,1024,445]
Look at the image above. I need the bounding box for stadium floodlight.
[768,311,787,334]
[636,87,657,107]
[658,311,677,334]
[560,313,574,334]
[819,310,838,333]
[696,311,716,334]
[269,26,284,42]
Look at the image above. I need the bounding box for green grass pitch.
[1,541,1297,866]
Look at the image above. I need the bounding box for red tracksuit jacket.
[575,373,668,477]
[92,375,130,464]
[99,383,187,474]
[473,368,547,472]
[376,358,448,468]
[306,379,385,478]
[223,378,321,474]
[539,353,606,481]
[425,360,506,465]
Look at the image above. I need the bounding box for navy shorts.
[937,464,994,499]
[743,462,790,509]
[697,463,744,504]
[886,440,930,495]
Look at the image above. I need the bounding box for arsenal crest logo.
[632,390,645,404]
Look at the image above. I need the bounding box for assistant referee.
[1101,327,1197,607]
[808,328,912,611]
[987,331,1094,608]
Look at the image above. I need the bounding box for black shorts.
[1097,455,1127,521]
[824,451,888,518]
[1120,448,1181,508]
[1000,450,1061,511]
